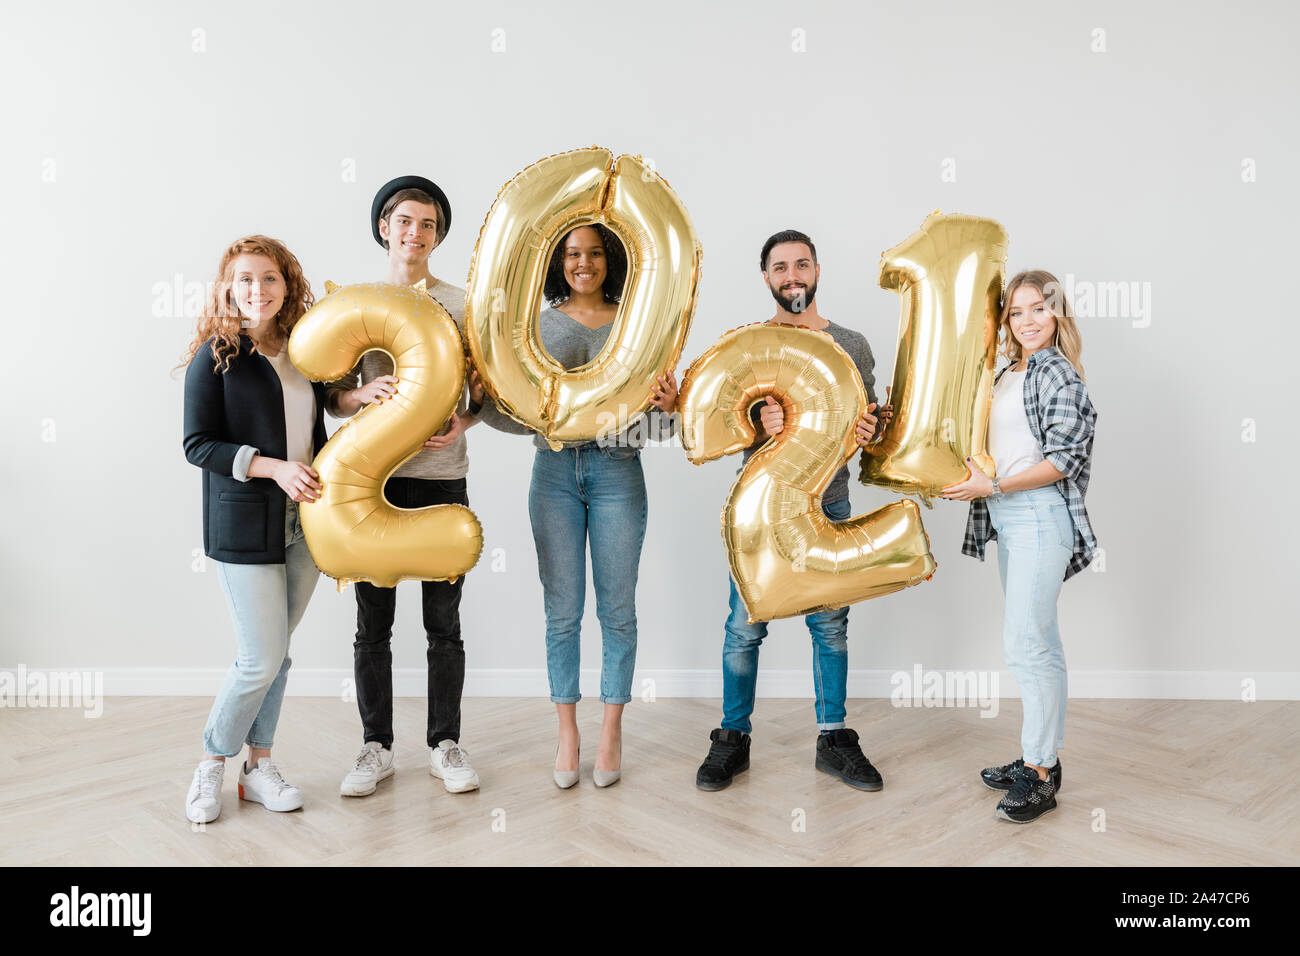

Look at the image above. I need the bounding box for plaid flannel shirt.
[961,346,1099,580]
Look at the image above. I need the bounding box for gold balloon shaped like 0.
[288,281,484,588]
[678,324,937,624]
[465,146,701,448]
[859,211,1008,501]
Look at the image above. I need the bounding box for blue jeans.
[203,500,319,757]
[529,444,648,705]
[987,485,1073,769]
[721,496,853,734]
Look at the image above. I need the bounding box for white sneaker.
[186,758,225,824]
[429,739,480,793]
[340,741,395,797]
[238,757,304,812]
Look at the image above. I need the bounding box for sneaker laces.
[701,741,739,771]
[836,744,874,775]
[255,760,291,793]
[440,743,468,769]
[352,746,382,773]
[195,763,222,799]
[1006,767,1041,803]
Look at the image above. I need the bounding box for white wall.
[3,0,1297,699]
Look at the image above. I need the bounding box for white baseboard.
[41,667,1300,700]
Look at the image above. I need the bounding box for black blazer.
[183,335,328,564]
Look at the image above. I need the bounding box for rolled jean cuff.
[247,737,274,750]
[550,694,581,704]
[818,721,846,731]
[202,735,243,759]
[1028,754,1058,769]
[599,694,631,705]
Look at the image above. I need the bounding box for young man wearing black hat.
[328,175,515,797]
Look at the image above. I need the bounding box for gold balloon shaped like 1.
[860,212,1008,501]
[287,281,484,588]
[678,324,937,624]
[464,146,701,448]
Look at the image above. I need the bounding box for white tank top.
[265,348,317,466]
[989,369,1043,479]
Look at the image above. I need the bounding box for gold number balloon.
[287,281,483,588]
[678,324,937,623]
[859,212,1008,500]
[465,146,701,448]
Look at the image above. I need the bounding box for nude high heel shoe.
[554,744,579,790]
[593,743,621,788]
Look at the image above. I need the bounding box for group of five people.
[180,172,1098,829]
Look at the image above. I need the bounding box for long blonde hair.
[178,235,314,373]
[999,270,1085,381]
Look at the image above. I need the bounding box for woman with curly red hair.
[180,235,327,824]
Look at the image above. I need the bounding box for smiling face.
[1007,284,1058,357]
[228,253,285,328]
[561,226,608,296]
[764,241,819,313]
[379,198,442,264]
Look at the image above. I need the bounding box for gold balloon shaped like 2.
[287,281,484,588]
[464,146,701,448]
[860,212,1008,500]
[678,325,937,624]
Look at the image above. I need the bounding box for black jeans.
[354,477,468,749]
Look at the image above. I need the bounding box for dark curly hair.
[543,223,627,305]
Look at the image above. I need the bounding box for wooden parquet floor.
[2,696,1296,866]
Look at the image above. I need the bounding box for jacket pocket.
[216,491,268,553]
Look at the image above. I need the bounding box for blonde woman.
[180,235,326,823]
[942,270,1099,824]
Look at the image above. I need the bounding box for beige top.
[265,347,317,466]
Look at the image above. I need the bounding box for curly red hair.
[179,235,314,373]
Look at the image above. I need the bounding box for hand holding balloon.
[650,370,679,412]
[940,457,995,501]
[266,460,319,504]
[423,411,465,450]
[759,396,784,436]
[467,364,486,405]
[337,374,399,415]
[854,403,883,447]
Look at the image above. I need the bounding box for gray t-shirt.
[483,306,679,451]
[739,319,877,505]
[322,279,518,480]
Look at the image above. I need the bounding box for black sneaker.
[695,728,751,791]
[995,764,1058,823]
[980,757,1062,793]
[814,729,883,791]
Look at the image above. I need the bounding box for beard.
[769,279,817,314]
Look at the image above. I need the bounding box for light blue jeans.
[528,444,648,705]
[721,496,853,734]
[987,484,1074,769]
[202,500,319,757]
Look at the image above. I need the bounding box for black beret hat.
[371,175,452,247]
